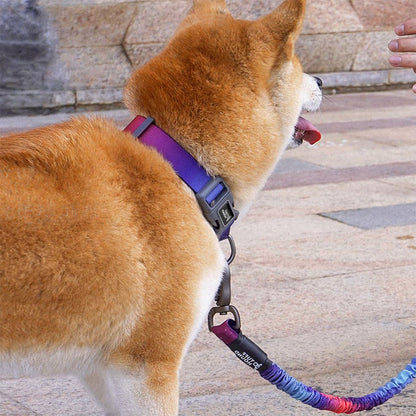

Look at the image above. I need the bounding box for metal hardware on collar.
[195,178,239,240]
[124,116,239,240]
[208,304,240,332]
[128,116,155,138]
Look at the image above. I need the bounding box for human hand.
[388,18,416,93]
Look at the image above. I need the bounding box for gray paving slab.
[321,202,416,230]
[0,392,36,416]
[180,370,416,416]
[0,377,103,416]
[267,161,416,189]
[317,90,416,112]
[273,157,324,174]
[318,116,416,134]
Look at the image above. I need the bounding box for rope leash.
[209,237,416,414]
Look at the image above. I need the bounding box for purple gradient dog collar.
[124,116,239,240]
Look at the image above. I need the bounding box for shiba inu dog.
[0,0,321,414]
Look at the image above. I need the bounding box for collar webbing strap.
[124,116,238,240]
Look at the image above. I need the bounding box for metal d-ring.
[208,305,241,332]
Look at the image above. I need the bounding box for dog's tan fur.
[0,0,320,414]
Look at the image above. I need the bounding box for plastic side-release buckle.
[195,177,239,240]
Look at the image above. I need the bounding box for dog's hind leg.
[82,366,122,416]
[138,361,180,416]
[82,362,179,416]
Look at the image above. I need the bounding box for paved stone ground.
[0,89,415,415]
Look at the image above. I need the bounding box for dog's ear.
[251,0,306,60]
[175,0,229,34]
[258,0,305,42]
[190,0,229,15]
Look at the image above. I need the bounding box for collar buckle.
[195,176,239,240]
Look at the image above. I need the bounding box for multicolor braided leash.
[209,239,416,414]
[211,319,416,414]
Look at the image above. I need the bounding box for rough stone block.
[354,31,396,71]
[45,3,137,48]
[390,69,416,85]
[318,70,390,89]
[0,0,64,92]
[1,44,53,90]
[0,0,47,42]
[59,46,132,89]
[0,90,75,114]
[39,0,134,5]
[302,0,362,34]
[1,0,413,113]
[76,88,124,105]
[125,1,190,44]
[228,0,282,20]
[296,33,367,73]
[124,43,165,68]
[352,0,416,31]
[228,0,362,34]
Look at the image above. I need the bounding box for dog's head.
[124,0,321,213]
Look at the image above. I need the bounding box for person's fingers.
[389,54,416,68]
[389,37,416,53]
[388,40,398,51]
[391,19,416,94]
[395,18,416,36]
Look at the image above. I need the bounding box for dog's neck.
[124,116,239,240]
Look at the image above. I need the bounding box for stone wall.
[1,0,415,114]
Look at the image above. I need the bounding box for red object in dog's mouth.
[294,116,321,145]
